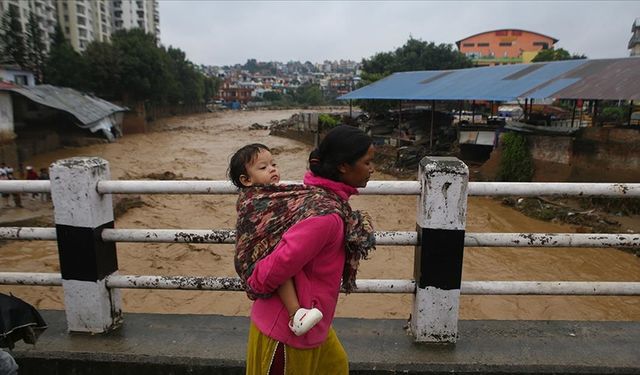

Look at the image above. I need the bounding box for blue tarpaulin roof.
[340,57,640,101]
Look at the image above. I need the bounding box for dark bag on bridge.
[0,293,47,349]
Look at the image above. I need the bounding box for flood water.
[1,109,638,321]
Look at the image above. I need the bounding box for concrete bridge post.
[50,157,122,333]
[411,157,468,343]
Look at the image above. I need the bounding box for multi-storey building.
[1,0,159,54]
[456,29,558,66]
[0,0,57,52]
[630,18,640,57]
[111,0,159,37]
[55,0,111,51]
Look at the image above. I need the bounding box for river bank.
[1,109,638,320]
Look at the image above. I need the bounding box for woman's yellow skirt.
[246,321,348,375]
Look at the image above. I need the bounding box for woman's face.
[338,145,375,188]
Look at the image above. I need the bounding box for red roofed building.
[456,29,558,66]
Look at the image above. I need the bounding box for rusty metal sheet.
[550,58,640,100]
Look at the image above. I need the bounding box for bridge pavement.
[10,310,640,374]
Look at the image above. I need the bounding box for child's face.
[240,149,280,186]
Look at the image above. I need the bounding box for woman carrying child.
[231,125,376,374]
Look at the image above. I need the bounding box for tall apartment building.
[55,0,111,51]
[630,18,640,57]
[0,0,57,52]
[112,0,159,37]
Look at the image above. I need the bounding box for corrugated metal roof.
[0,84,127,126]
[340,57,640,101]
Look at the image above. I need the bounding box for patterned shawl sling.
[234,184,376,300]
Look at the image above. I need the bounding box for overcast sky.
[158,1,640,66]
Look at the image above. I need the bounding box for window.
[78,28,87,37]
[14,75,28,85]
[462,43,475,47]
[495,30,508,36]
[533,41,549,49]
[477,42,489,47]
[77,15,85,25]
[511,30,522,36]
[499,42,512,47]
[76,4,84,14]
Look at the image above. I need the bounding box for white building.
[112,0,159,37]
[56,0,111,51]
[0,65,36,86]
[0,0,57,52]
[630,18,640,57]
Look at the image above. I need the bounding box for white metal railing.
[2,227,638,248]
[2,179,640,197]
[2,272,638,296]
[1,157,639,342]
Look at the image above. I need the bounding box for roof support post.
[411,157,468,343]
[628,100,634,126]
[571,100,577,128]
[430,100,435,150]
[471,100,476,125]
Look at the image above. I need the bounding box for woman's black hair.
[228,143,271,188]
[308,125,372,181]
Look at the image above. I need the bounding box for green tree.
[0,6,27,67]
[110,29,171,103]
[295,83,324,106]
[203,76,221,102]
[532,48,586,62]
[263,91,282,102]
[361,37,472,76]
[497,132,534,182]
[82,40,122,99]
[26,11,47,82]
[44,25,87,89]
[244,58,259,73]
[165,46,205,104]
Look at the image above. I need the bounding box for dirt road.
[1,109,638,320]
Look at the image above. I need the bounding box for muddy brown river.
[1,109,638,320]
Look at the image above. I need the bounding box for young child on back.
[228,143,323,336]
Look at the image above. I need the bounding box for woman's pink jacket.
[246,171,357,349]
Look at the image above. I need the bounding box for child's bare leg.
[276,278,300,319]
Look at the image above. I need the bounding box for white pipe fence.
[2,227,638,248]
[2,179,640,197]
[0,156,639,343]
[2,272,638,296]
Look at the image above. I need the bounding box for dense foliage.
[497,132,534,182]
[0,5,27,68]
[531,48,586,62]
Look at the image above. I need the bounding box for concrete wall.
[480,128,640,182]
[0,92,16,142]
[528,135,572,164]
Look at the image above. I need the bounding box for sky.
[158,1,640,67]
